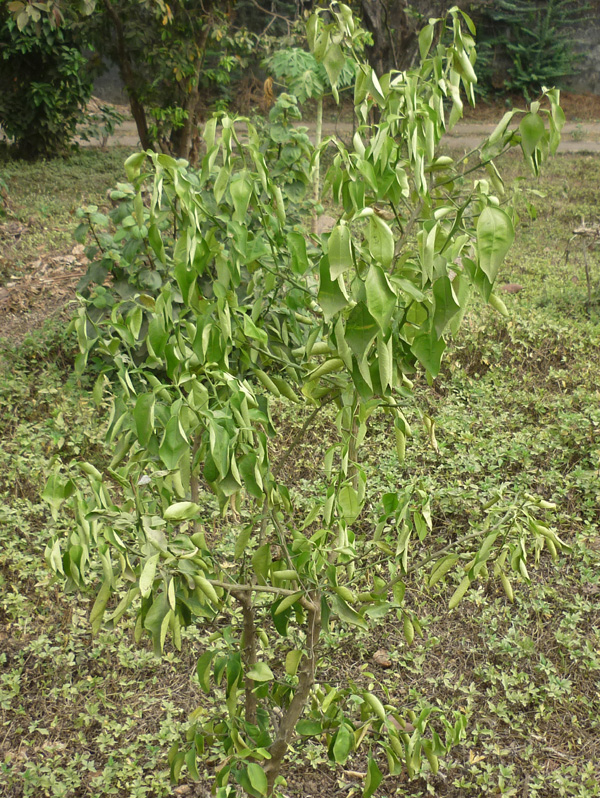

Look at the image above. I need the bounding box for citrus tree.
[44,4,567,796]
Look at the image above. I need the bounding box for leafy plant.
[0,3,95,158]
[45,4,565,796]
[474,0,587,100]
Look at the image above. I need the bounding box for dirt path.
[92,118,600,153]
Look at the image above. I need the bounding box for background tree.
[0,0,96,158]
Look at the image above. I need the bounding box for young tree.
[45,4,566,795]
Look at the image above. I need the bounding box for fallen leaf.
[372,649,392,668]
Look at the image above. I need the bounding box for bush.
[474,0,585,100]
[0,8,93,158]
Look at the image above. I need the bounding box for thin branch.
[207,578,316,611]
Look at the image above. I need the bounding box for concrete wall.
[567,2,600,95]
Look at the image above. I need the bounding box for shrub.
[0,6,94,158]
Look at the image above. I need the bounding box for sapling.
[44,4,567,796]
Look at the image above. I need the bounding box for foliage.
[43,4,566,796]
[84,0,259,158]
[263,47,358,105]
[0,2,95,158]
[473,0,587,100]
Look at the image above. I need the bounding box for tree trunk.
[265,595,321,794]
[101,0,152,151]
[359,1,472,75]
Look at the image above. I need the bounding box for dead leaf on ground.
[372,649,393,668]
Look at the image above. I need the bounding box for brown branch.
[239,592,258,726]
[265,594,321,794]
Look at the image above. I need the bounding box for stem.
[265,594,321,795]
[347,399,360,493]
[191,435,202,538]
[310,95,324,234]
[239,592,258,726]
[208,579,316,610]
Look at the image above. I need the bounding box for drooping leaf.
[519,112,545,157]
[367,214,394,268]
[318,256,349,321]
[345,302,378,362]
[363,757,383,798]
[328,223,353,280]
[432,276,460,339]
[476,206,514,284]
[247,662,274,682]
[159,415,188,470]
[410,329,446,377]
[331,594,368,630]
[163,502,200,521]
[365,265,396,331]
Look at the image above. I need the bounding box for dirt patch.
[0,246,86,343]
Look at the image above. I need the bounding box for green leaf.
[328,223,353,280]
[124,152,146,181]
[418,23,435,61]
[331,595,368,630]
[338,484,360,524]
[143,592,171,655]
[163,502,200,521]
[449,574,471,610]
[90,579,111,635]
[410,329,446,377]
[432,276,460,339]
[139,552,160,598]
[519,113,546,158]
[274,591,303,615]
[287,230,309,275]
[332,724,353,765]
[246,763,268,797]
[247,662,274,682]
[318,256,349,321]
[213,165,230,204]
[296,719,323,736]
[185,747,200,781]
[323,42,345,89]
[196,649,215,693]
[230,173,252,223]
[134,393,155,448]
[252,544,271,585]
[345,302,378,362]
[363,757,383,798]
[365,265,396,331]
[234,525,252,559]
[285,649,303,676]
[159,415,189,471]
[368,214,394,268]
[476,206,515,285]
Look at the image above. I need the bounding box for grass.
[0,147,133,282]
[0,146,599,797]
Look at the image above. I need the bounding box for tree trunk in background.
[101,0,152,151]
